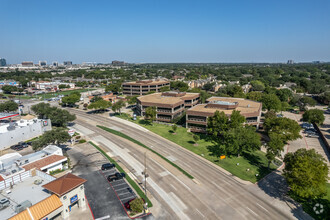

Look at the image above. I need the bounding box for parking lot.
[67,142,153,220]
[100,169,137,207]
[282,111,330,167]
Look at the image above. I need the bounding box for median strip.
[88,141,153,207]
[96,125,194,179]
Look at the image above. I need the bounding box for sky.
[1,0,330,64]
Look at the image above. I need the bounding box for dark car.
[107,172,125,182]
[124,198,145,210]
[11,145,23,151]
[101,163,115,170]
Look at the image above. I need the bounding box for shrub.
[79,139,86,143]
[130,198,144,213]
[172,124,177,133]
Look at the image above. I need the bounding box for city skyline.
[1,0,330,64]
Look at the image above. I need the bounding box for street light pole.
[142,152,149,213]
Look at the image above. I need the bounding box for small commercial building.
[122,79,170,96]
[137,91,200,123]
[186,97,262,133]
[42,173,87,218]
[7,173,87,220]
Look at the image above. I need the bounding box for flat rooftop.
[138,92,199,106]
[0,175,52,220]
[123,80,169,86]
[187,97,261,117]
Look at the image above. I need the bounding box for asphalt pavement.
[67,108,310,220]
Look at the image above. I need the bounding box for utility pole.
[142,152,149,213]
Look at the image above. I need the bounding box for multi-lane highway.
[68,108,304,220]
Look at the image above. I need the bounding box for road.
[68,108,307,220]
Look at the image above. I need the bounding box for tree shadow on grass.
[187,140,195,144]
[242,151,275,181]
[138,120,152,126]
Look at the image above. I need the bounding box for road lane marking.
[170,184,177,191]
[246,207,258,216]
[195,209,205,218]
[95,215,110,220]
[256,203,269,213]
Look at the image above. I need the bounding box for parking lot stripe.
[95,215,111,220]
[112,182,127,187]
[118,191,132,196]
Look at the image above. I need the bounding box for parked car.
[107,173,125,182]
[124,198,145,210]
[307,133,319,138]
[18,142,29,148]
[101,163,116,170]
[11,145,23,151]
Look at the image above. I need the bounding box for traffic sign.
[68,129,75,136]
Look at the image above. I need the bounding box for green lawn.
[116,113,278,183]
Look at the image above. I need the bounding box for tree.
[32,128,71,150]
[31,103,76,127]
[200,91,212,103]
[250,80,265,91]
[261,94,282,112]
[160,86,170,92]
[105,84,121,93]
[1,85,18,94]
[0,101,18,112]
[207,111,229,137]
[264,110,277,119]
[203,82,215,91]
[129,198,144,213]
[264,117,301,143]
[246,91,263,102]
[266,133,285,169]
[88,100,111,112]
[276,89,293,102]
[172,124,177,133]
[145,106,156,123]
[302,109,325,125]
[170,81,189,92]
[283,149,328,200]
[127,96,138,105]
[59,84,70,89]
[193,134,200,145]
[229,110,246,129]
[224,126,261,156]
[61,92,81,106]
[111,100,125,114]
[90,96,103,103]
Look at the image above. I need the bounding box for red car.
[124,198,145,210]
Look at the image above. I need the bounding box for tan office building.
[137,91,200,122]
[122,79,170,96]
[186,97,262,133]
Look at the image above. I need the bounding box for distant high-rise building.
[0,58,6,66]
[287,60,294,64]
[52,61,59,67]
[63,61,72,66]
[112,60,125,66]
[21,61,34,67]
[39,61,47,66]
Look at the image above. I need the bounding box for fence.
[313,123,330,153]
[36,169,56,182]
[0,170,30,190]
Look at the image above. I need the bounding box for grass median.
[115,114,278,183]
[88,141,153,208]
[96,125,194,179]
